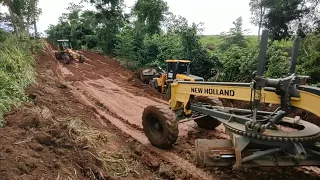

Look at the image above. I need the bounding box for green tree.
[262,0,311,41]
[23,0,42,37]
[86,0,125,54]
[162,12,188,33]
[115,24,137,68]
[297,33,320,84]
[219,17,249,50]
[249,0,266,41]
[45,3,98,50]
[1,0,41,36]
[178,23,220,79]
[133,0,168,35]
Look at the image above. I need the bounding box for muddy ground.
[0,43,319,180]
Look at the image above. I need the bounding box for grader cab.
[54,39,86,64]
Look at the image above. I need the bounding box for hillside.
[200,35,293,53]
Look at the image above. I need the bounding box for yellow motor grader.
[141,29,320,168]
[54,39,86,64]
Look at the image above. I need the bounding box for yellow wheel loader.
[141,29,320,168]
[136,60,204,94]
[54,39,86,64]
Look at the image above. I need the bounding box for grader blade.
[195,139,235,167]
[195,133,320,168]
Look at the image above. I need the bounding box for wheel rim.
[149,116,164,139]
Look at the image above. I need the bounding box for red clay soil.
[60,47,320,179]
[0,49,162,180]
[1,43,320,180]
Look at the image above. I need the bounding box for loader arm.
[169,81,320,118]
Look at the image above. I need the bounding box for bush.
[297,33,320,84]
[0,34,43,126]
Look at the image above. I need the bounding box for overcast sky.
[1,0,259,35]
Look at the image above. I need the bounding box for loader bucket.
[134,67,159,84]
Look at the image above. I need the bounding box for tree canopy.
[1,0,318,86]
[0,0,41,36]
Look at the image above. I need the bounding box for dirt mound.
[0,51,106,180]
[0,48,161,180]
[128,77,168,100]
[1,109,103,180]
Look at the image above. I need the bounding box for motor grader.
[54,39,86,64]
[141,29,320,168]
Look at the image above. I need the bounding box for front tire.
[142,105,178,149]
[79,55,85,63]
[63,55,71,64]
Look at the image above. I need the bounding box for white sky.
[1,0,259,35]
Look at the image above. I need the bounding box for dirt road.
[48,44,320,179]
[1,44,319,180]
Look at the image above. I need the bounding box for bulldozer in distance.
[54,39,86,64]
[141,29,320,168]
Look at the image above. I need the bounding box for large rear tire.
[194,96,223,130]
[142,105,178,149]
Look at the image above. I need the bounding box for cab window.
[177,63,188,74]
[167,63,175,73]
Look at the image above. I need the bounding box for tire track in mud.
[46,44,320,179]
[45,46,218,179]
[69,86,216,180]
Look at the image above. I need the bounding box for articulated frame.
[168,29,320,168]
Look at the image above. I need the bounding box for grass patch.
[0,32,45,126]
[66,118,140,178]
[96,151,133,177]
[67,118,108,148]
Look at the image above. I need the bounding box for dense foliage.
[249,0,320,41]
[45,1,219,79]
[0,30,44,126]
[0,0,43,126]
[45,0,320,86]
[0,0,41,36]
